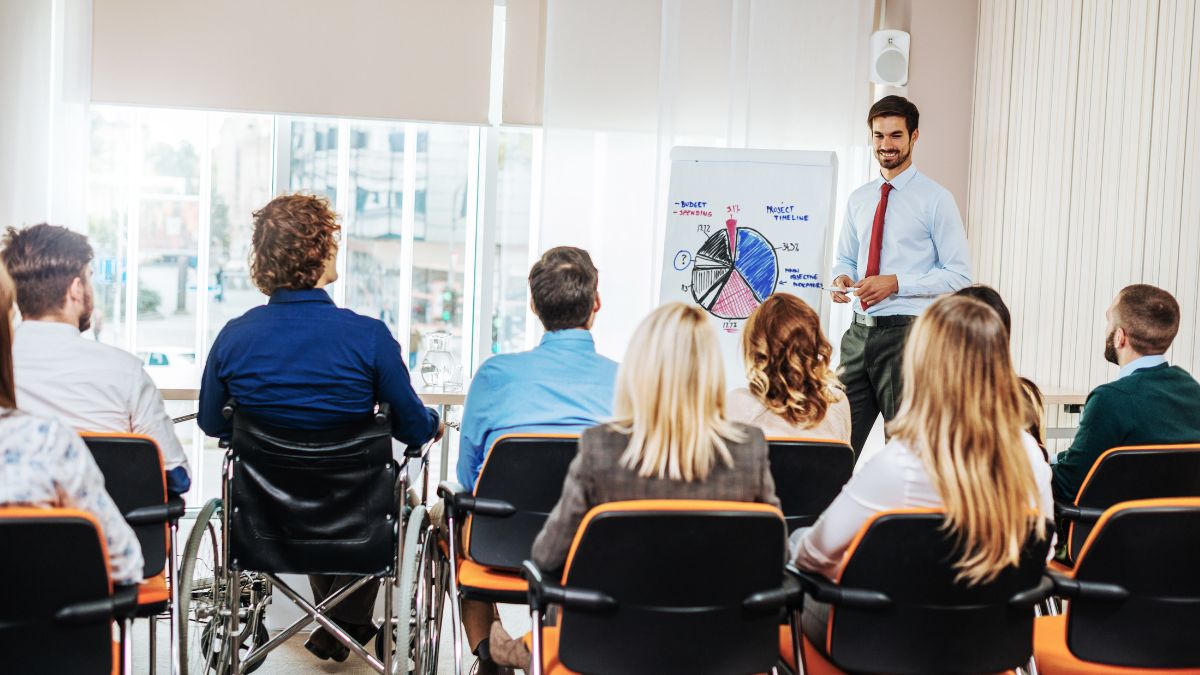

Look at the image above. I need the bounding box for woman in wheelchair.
[0,261,144,585]
[487,301,782,669]
[790,294,1054,650]
[198,193,444,663]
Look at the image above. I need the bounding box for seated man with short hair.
[2,224,191,494]
[198,193,442,663]
[1052,284,1200,502]
[452,246,618,674]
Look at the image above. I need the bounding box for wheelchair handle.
[221,398,237,420]
[375,402,392,425]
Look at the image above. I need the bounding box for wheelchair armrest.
[521,560,615,614]
[743,575,804,614]
[1008,575,1055,607]
[1054,501,1105,523]
[1048,572,1129,601]
[404,442,426,459]
[786,564,891,609]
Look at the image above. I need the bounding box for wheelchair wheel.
[377,504,441,674]
[178,498,227,674]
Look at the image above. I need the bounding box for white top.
[0,410,144,583]
[727,387,852,444]
[792,432,1054,579]
[13,321,189,473]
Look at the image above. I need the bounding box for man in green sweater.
[1053,284,1200,502]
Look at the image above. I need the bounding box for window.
[84,106,537,503]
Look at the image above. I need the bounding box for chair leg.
[169,522,180,675]
[121,618,134,675]
[446,515,464,675]
[790,610,807,675]
[149,617,157,675]
[528,606,543,675]
[229,570,241,675]
[383,573,394,675]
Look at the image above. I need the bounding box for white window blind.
[91,0,494,124]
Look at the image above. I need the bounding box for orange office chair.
[437,434,579,675]
[1035,498,1200,673]
[0,507,138,675]
[522,500,791,675]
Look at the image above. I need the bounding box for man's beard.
[876,146,910,170]
[1103,327,1118,365]
[78,288,94,333]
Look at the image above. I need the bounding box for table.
[1041,388,1087,440]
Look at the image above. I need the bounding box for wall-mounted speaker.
[870,30,910,86]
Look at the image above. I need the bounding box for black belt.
[853,313,916,328]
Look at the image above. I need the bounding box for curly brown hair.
[250,194,341,294]
[742,294,842,428]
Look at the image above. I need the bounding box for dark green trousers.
[838,320,914,456]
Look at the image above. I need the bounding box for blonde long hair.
[612,302,745,481]
[742,294,842,428]
[888,295,1047,585]
[0,262,16,409]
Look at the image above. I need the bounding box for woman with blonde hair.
[485,302,781,668]
[729,294,851,442]
[791,295,1052,647]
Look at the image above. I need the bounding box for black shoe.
[305,627,350,663]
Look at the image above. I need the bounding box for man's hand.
[831,275,856,304]
[855,274,899,309]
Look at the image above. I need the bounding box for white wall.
[0,0,53,227]
[969,0,1200,395]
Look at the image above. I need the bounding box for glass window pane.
[289,119,339,203]
[207,113,273,351]
[86,107,135,349]
[492,130,535,354]
[346,121,405,337]
[411,125,470,370]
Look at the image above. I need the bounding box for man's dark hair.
[954,285,1011,338]
[528,246,598,332]
[0,224,93,319]
[1115,284,1180,355]
[868,95,919,134]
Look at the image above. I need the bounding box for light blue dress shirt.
[456,329,619,489]
[1118,354,1167,379]
[832,164,972,316]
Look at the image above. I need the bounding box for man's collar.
[268,288,335,305]
[539,328,596,347]
[1118,354,1167,379]
[879,163,919,190]
[14,319,81,337]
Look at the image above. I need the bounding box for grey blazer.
[531,422,781,572]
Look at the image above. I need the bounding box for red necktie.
[865,182,892,279]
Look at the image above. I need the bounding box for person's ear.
[1115,326,1127,349]
[910,128,920,144]
[67,276,85,305]
[593,289,601,314]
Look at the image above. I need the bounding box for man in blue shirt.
[452,245,617,674]
[830,95,972,455]
[199,193,441,663]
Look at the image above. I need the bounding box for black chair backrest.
[556,500,786,675]
[1067,498,1200,669]
[767,438,854,532]
[227,409,397,575]
[82,433,167,578]
[0,508,114,675]
[829,509,1051,675]
[466,434,578,571]
[1069,445,1200,561]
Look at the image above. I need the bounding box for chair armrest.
[1048,572,1128,601]
[59,583,144,623]
[786,564,891,609]
[743,575,804,614]
[403,442,426,459]
[436,481,516,518]
[124,496,186,526]
[1008,575,1055,607]
[521,560,616,613]
[1054,501,1105,523]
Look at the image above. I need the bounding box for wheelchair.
[176,401,446,674]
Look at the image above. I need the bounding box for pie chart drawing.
[691,223,778,320]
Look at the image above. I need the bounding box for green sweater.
[1053,363,1200,502]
